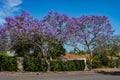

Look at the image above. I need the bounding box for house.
[60,53,90,70]
[60,53,90,60]
[107,56,118,60]
[107,56,119,68]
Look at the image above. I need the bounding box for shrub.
[0,55,17,71]
[51,60,85,71]
[23,57,47,72]
[51,60,62,71]
[24,57,36,71]
[92,54,109,68]
[92,60,102,68]
[24,57,85,71]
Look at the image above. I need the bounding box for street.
[0,71,120,80]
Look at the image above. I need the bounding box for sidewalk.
[93,68,120,72]
[0,71,94,76]
[0,68,120,76]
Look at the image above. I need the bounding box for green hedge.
[24,57,47,72]
[24,57,85,71]
[0,56,85,71]
[92,60,103,68]
[51,60,85,71]
[0,55,17,71]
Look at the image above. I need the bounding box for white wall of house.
[7,50,15,56]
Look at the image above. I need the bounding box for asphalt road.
[0,72,120,80]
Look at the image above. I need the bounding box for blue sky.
[0,0,120,51]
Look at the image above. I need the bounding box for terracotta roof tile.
[107,56,118,60]
[60,53,90,59]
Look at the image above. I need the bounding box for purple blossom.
[0,10,114,54]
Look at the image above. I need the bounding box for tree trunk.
[45,59,50,72]
[89,50,92,70]
[86,45,92,71]
[42,52,51,72]
[32,42,51,72]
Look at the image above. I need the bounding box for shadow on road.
[96,71,120,76]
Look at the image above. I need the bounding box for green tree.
[50,43,65,59]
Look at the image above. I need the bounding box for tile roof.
[60,53,90,59]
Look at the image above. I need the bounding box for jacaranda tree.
[0,10,70,71]
[71,16,114,70]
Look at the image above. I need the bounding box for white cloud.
[5,0,22,7]
[0,0,23,24]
